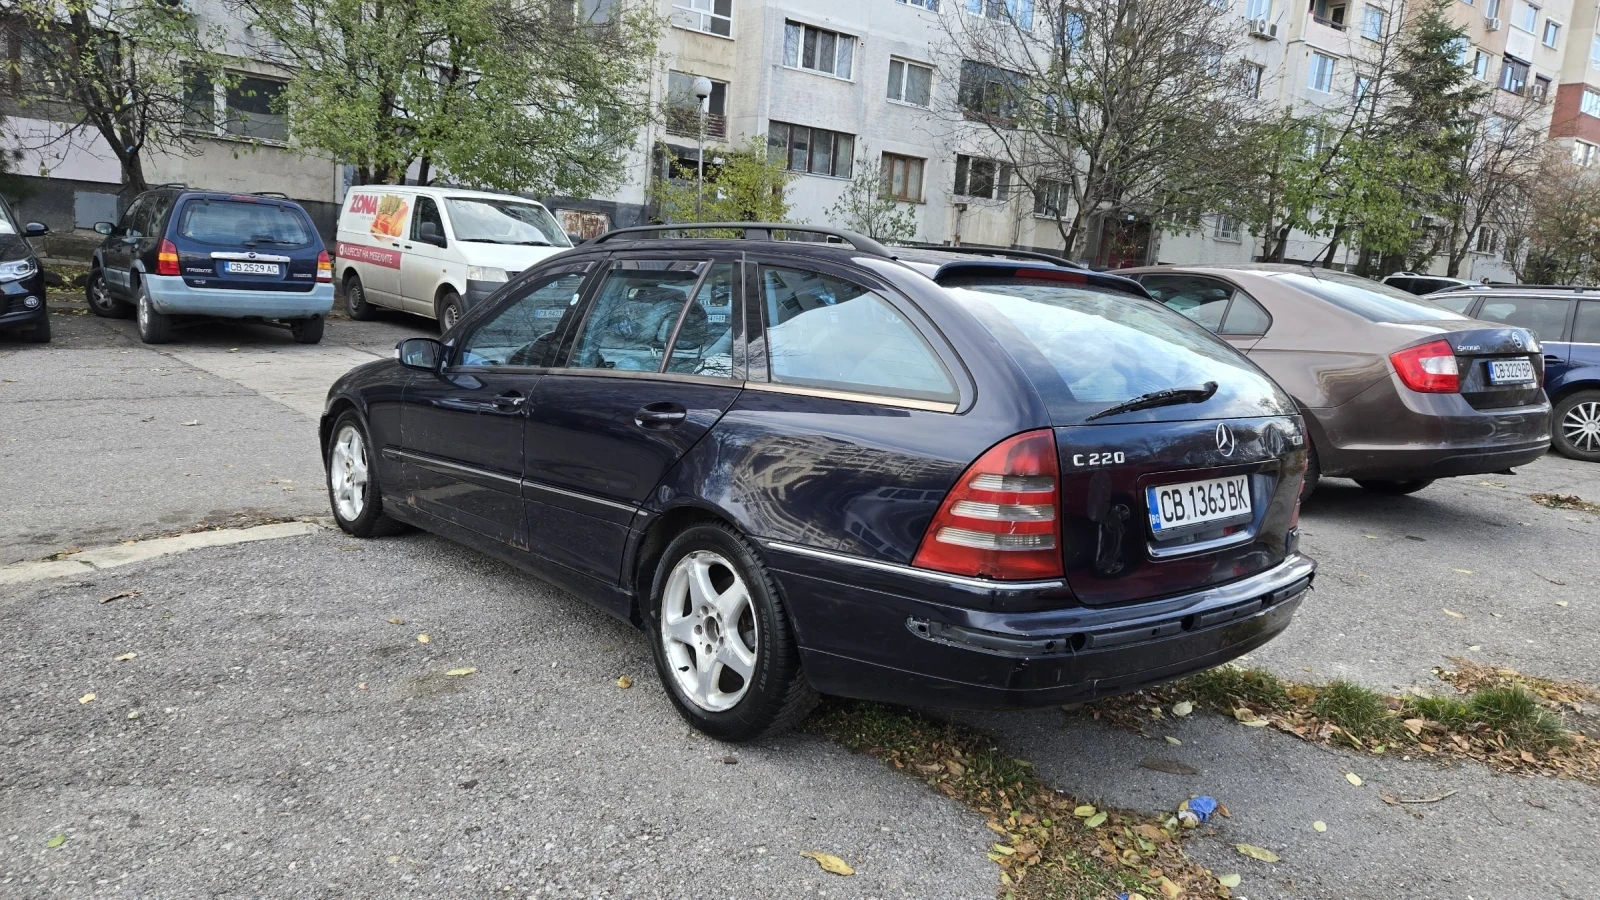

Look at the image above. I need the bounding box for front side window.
[1310,52,1336,92]
[671,0,731,36]
[887,58,934,107]
[459,269,591,368]
[411,197,444,245]
[783,22,856,79]
[1475,296,1571,341]
[955,154,1012,200]
[758,266,957,403]
[569,261,706,373]
[444,198,570,247]
[882,153,926,202]
[177,198,312,247]
[768,122,855,178]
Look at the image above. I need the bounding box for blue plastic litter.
[1187,795,1219,822]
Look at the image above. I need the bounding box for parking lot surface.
[3,301,1597,898]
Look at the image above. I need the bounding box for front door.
[398,261,598,546]
[102,196,149,298]
[400,195,447,317]
[522,255,744,585]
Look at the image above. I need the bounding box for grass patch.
[808,701,1225,899]
[1186,665,1293,713]
[1309,681,1405,742]
[1530,492,1600,515]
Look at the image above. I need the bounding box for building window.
[767,122,855,178]
[783,22,856,79]
[1542,19,1561,46]
[966,0,1035,30]
[1532,74,1551,100]
[1591,34,1600,69]
[1573,140,1598,167]
[959,59,1025,120]
[1499,57,1528,93]
[184,72,288,143]
[1242,62,1265,98]
[1516,1,1538,32]
[1309,52,1336,92]
[954,154,1012,200]
[1360,4,1386,39]
[1486,0,1501,17]
[1473,50,1490,79]
[1245,0,1271,20]
[1214,215,1240,241]
[1582,88,1600,117]
[881,153,925,201]
[1033,179,1068,217]
[1474,227,1500,253]
[671,0,732,37]
[887,58,934,107]
[1354,74,1373,104]
[897,0,939,8]
[664,71,728,140]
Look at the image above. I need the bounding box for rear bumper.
[145,275,334,319]
[766,544,1314,710]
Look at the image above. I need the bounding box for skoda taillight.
[912,429,1063,580]
[1390,339,1459,393]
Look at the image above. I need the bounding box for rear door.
[1471,294,1573,388]
[521,254,744,585]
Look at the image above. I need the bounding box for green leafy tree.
[651,137,795,225]
[234,0,658,194]
[7,0,227,200]
[825,158,918,241]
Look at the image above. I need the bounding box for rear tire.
[1552,390,1600,462]
[19,311,51,344]
[344,273,375,321]
[135,281,173,344]
[436,289,464,334]
[325,411,407,538]
[1355,479,1434,495]
[646,522,817,742]
[290,316,325,344]
[86,268,132,319]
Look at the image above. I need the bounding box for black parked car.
[0,196,51,344]
[320,225,1316,741]
[86,186,334,344]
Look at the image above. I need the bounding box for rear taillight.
[913,429,1063,580]
[316,250,332,283]
[156,240,180,277]
[1390,339,1459,393]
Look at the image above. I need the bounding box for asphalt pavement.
[3,300,1598,899]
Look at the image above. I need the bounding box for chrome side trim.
[762,540,1066,590]
[210,251,292,262]
[522,479,639,515]
[393,449,520,489]
[741,381,958,413]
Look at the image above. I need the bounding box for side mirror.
[396,337,445,371]
[23,222,49,238]
[418,221,444,246]
[93,222,115,236]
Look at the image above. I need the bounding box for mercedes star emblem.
[1216,423,1236,457]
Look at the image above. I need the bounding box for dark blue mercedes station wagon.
[321,225,1316,741]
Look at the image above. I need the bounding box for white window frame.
[1582,88,1600,117]
[886,57,934,108]
[1360,4,1386,40]
[1515,1,1539,32]
[1033,179,1069,218]
[1473,50,1490,79]
[1574,140,1599,167]
[1309,52,1336,93]
[1486,0,1501,17]
[1245,0,1271,20]
[185,70,291,145]
[966,0,1035,30]
[1354,74,1373,103]
[783,21,857,81]
[954,154,1013,201]
[897,0,939,8]
[671,0,732,38]
[1592,34,1600,69]
[1542,19,1561,47]
[1214,215,1241,241]
[1242,62,1265,98]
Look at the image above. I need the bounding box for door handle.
[403,244,414,250]
[634,401,687,430]
[1545,355,1564,364]
[492,391,526,411]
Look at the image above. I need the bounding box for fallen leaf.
[98,590,138,604]
[991,843,1015,855]
[1217,873,1242,888]
[78,693,95,704]
[1235,843,1280,862]
[416,633,430,644]
[1401,718,1426,736]
[616,675,633,689]
[1452,569,1473,575]
[1443,608,1466,619]
[944,759,965,776]
[114,652,136,662]
[1345,772,1363,786]
[1172,700,1194,717]
[800,851,854,876]
[1165,736,1182,745]
[45,834,66,849]
[1158,875,1181,899]
[1233,707,1257,722]
[127,710,140,720]
[1073,804,1097,817]
[1240,718,1269,728]
[387,618,405,625]
[1313,820,1327,832]
[1468,645,1481,652]
[181,420,199,427]
[1555,601,1569,607]
[445,667,476,677]
[1084,812,1108,828]
[1139,757,1198,776]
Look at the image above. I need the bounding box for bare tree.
[933,0,1253,258]
[1504,153,1600,285]
[826,157,918,241]
[1431,93,1546,277]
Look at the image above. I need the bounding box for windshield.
[178,200,312,247]
[1273,271,1469,323]
[0,201,16,235]
[445,198,571,247]
[944,279,1292,424]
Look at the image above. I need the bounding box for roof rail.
[1436,282,1593,293]
[587,223,894,258]
[251,191,290,200]
[155,182,189,190]
[891,241,1085,269]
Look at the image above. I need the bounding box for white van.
[334,185,574,331]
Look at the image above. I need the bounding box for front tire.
[135,281,173,344]
[646,522,817,742]
[1355,479,1435,495]
[344,273,375,321]
[436,289,464,334]
[290,316,325,344]
[86,268,132,319]
[324,411,406,538]
[1552,390,1600,462]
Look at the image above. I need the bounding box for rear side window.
[177,199,313,247]
[757,265,956,404]
[1222,293,1271,334]
[1429,293,1476,314]
[569,260,706,373]
[943,278,1289,423]
[1272,271,1468,323]
[1141,274,1231,330]
[1573,300,1600,344]
[1475,296,1571,342]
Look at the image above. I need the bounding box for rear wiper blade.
[1085,381,1219,422]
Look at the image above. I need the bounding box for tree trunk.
[1320,225,1345,267]
[417,155,432,187]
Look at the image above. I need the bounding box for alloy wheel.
[660,550,759,712]
[137,294,149,330]
[1562,400,1600,453]
[329,424,369,521]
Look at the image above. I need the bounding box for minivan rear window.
[1274,271,1468,323]
[178,200,313,247]
[944,278,1291,424]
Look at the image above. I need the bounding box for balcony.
[665,106,727,141]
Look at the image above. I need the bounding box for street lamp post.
[691,76,712,221]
